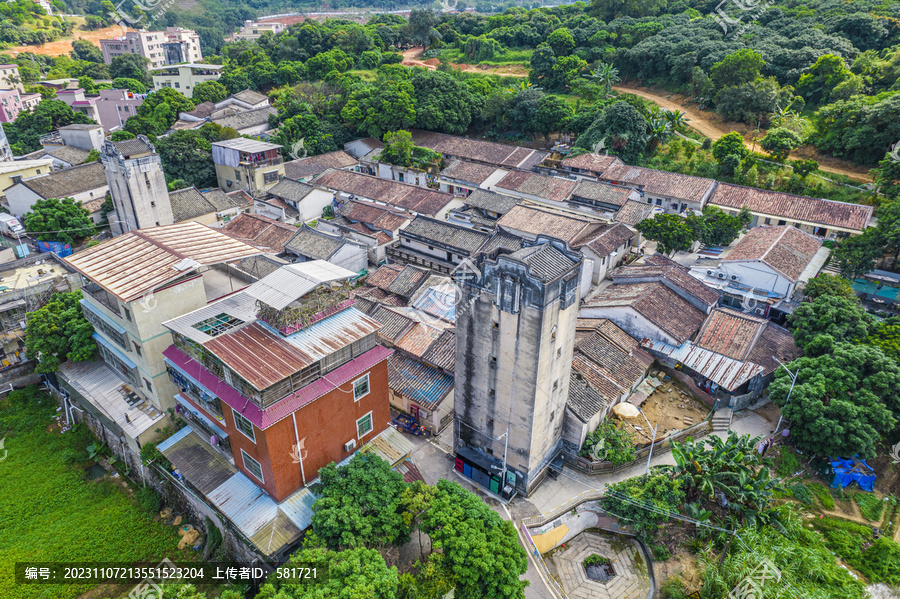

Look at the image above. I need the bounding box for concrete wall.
[580,305,684,347]
[94,90,144,133]
[60,127,105,152]
[0,161,53,199]
[717,260,792,298]
[6,183,108,219]
[329,243,367,273]
[152,69,222,98]
[103,144,173,234]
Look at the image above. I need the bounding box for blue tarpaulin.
[830,457,876,492]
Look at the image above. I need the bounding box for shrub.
[786,483,812,505]
[583,554,611,567]
[580,420,637,465]
[651,543,671,561]
[136,486,161,513]
[775,449,801,478]
[809,482,836,510]
[855,493,885,522]
[660,576,689,599]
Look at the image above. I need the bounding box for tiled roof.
[508,243,579,281]
[476,230,524,257]
[571,180,633,207]
[497,204,604,245]
[576,331,647,392]
[561,153,622,174]
[221,213,298,253]
[267,178,315,204]
[643,253,686,269]
[339,200,410,232]
[202,188,251,210]
[233,254,290,281]
[19,161,107,199]
[387,353,453,410]
[571,355,624,402]
[694,308,767,361]
[402,215,491,254]
[395,322,445,358]
[169,186,216,222]
[387,265,430,297]
[439,160,500,185]
[614,200,652,226]
[212,106,277,132]
[283,225,343,260]
[462,188,519,215]
[184,101,216,118]
[112,137,154,158]
[259,195,299,218]
[584,282,706,344]
[314,170,454,217]
[327,218,393,245]
[709,182,872,232]
[421,329,455,373]
[370,306,416,342]
[611,262,721,308]
[283,151,357,180]
[567,373,609,422]
[724,226,823,282]
[47,145,90,166]
[354,286,407,307]
[583,223,634,258]
[494,170,577,202]
[409,129,548,169]
[600,164,715,203]
[746,321,800,376]
[230,89,269,105]
[365,264,404,291]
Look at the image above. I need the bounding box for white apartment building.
[100,28,202,69]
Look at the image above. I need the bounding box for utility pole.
[773,357,797,435]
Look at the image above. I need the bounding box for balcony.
[83,282,122,317]
[239,156,283,168]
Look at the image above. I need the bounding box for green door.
[489,476,500,494]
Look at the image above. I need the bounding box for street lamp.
[773,357,797,435]
[491,429,509,494]
[636,407,658,476]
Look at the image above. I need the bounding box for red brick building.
[161,260,391,502]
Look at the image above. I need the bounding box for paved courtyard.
[547,531,651,599]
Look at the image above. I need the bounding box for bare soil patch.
[8,23,130,57]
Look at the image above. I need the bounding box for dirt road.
[614,84,872,183]
[8,23,129,57]
[401,48,528,77]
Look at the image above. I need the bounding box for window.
[489,389,496,399]
[489,356,497,369]
[263,171,279,184]
[241,449,263,482]
[150,201,155,207]
[552,380,558,391]
[144,378,152,392]
[353,374,370,401]
[492,321,499,330]
[232,409,256,442]
[123,307,132,322]
[356,412,373,438]
[36,169,41,175]
[557,348,562,358]
[133,342,142,356]
[488,418,494,428]
[550,410,555,421]
[234,169,241,182]
[763,218,771,225]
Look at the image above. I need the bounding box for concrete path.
[548,532,650,599]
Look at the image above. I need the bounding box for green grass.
[812,517,900,586]
[855,493,886,522]
[808,482,836,510]
[348,69,377,82]
[0,387,187,599]
[439,47,532,65]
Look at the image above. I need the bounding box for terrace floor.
[548,531,651,599]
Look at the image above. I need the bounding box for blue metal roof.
[279,486,318,531]
[156,426,192,453]
[387,353,453,410]
[412,285,457,323]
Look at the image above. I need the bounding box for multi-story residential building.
[231,19,286,41]
[56,88,100,122]
[56,223,262,465]
[0,64,24,93]
[150,64,223,98]
[160,260,391,502]
[0,158,54,201]
[5,161,109,223]
[40,123,105,152]
[0,123,12,162]
[93,89,145,132]
[100,28,202,69]
[19,92,41,112]
[455,236,583,497]
[101,136,174,235]
[212,138,284,196]
[0,89,24,123]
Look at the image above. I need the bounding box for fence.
[520,522,569,599]
[564,418,712,475]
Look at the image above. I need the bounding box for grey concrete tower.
[454,236,582,496]
[101,135,173,235]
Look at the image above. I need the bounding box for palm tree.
[585,62,620,97]
[663,109,690,132]
[647,117,672,152]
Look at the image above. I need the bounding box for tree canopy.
[635,213,694,255]
[23,197,95,244]
[154,130,217,190]
[25,290,95,374]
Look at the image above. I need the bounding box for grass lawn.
[0,387,187,599]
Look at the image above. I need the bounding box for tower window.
[488,418,494,428]
[489,356,497,369]
[552,380,558,391]
[489,389,495,399]
[492,321,499,330]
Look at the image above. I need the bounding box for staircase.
[711,407,733,432]
[821,261,842,276]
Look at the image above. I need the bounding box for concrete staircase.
[711,407,733,432]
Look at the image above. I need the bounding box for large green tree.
[689,206,743,247]
[709,49,765,89]
[802,274,854,300]
[788,295,874,354]
[154,130,217,189]
[575,100,649,164]
[420,480,528,599]
[769,343,900,459]
[534,94,573,144]
[191,80,229,105]
[341,80,416,139]
[831,231,883,279]
[311,453,409,550]
[71,39,103,63]
[23,197,95,244]
[135,87,195,129]
[109,53,150,86]
[25,290,95,373]
[796,54,854,106]
[635,213,694,255]
[760,127,803,161]
[411,69,483,135]
[4,99,94,154]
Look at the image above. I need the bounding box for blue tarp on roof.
[830,457,876,492]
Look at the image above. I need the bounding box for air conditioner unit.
[706,269,716,276]
[717,272,727,279]
[344,439,357,452]
[730,274,740,281]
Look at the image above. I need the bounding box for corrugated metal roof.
[388,353,453,410]
[163,292,258,345]
[245,261,357,310]
[361,425,416,465]
[156,425,192,452]
[282,306,381,361]
[64,222,262,303]
[208,472,279,537]
[412,284,457,323]
[641,338,763,392]
[396,322,444,358]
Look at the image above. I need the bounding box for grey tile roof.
[283,151,358,180]
[463,188,518,215]
[495,170,577,202]
[283,225,344,260]
[498,204,605,245]
[201,188,250,210]
[169,186,215,222]
[21,161,107,199]
[267,178,315,204]
[508,243,579,281]
[402,215,490,255]
[47,145,90,166]
[723,225,823,282]
[211,106,277,132]
[561,153,622,174]
[421,328,455,373]
[370,306,416,342]
[233,254,290,281]
[614,200,652,226]
[184,101,217,118]
[231,89,269,105]
[409,129,548,169]
[600,164,715,204]
[571,180,633,207]
[113,138,154,158]
[567,372,609,422]
[476,230,524,257]
[387,265,430,297]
